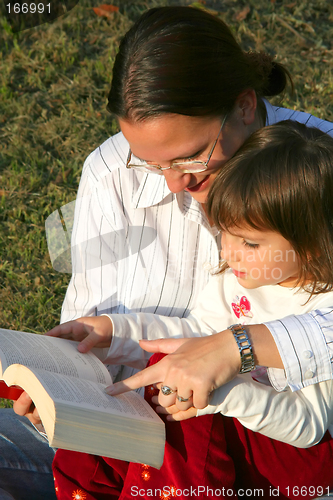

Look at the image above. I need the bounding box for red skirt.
[53,354,333,500]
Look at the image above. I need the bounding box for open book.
[0,328,165,468]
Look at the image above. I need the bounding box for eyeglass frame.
[125,114,228,174]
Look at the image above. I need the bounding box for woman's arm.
[60,159,120,323]
[243,323,283,368]
[263,309,333,391]
[107,310,333,409]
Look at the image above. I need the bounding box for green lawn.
[0,0,333,408]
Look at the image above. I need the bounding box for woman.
[13,5,333,499]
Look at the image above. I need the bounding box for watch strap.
[228,324,255,374]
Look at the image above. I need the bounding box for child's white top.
[107,269,333,448]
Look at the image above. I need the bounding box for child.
[52,121,333,499]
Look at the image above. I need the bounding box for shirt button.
[302,350,313,359]
[304,370,315,379]
[203,262,212,271]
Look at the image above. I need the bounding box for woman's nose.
[162,169,192,193]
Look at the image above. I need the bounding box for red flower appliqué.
[160,485,178,500]
[72,490,87,500]
[141,464,151,481]
[146,385,158,396]
[231,295,253,319]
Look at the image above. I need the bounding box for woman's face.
[119,111,255,204]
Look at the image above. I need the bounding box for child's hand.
[152,397,198,422]
[46,316,113,353]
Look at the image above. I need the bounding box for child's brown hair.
[207,120,333,296]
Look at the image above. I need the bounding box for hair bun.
[245,50,291,96]
[246,51,274,77]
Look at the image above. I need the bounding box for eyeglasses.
[125,115,227,175]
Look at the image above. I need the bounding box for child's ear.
[235,89,257,126]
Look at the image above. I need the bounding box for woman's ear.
[235,89,257,126]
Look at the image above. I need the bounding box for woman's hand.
[46,316,113,353]
[106,329,241,409]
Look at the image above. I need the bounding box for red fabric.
[53,353,333,500]
[53,450,129,499]
[224,416,333,499]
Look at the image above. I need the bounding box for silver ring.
[161,385,176,396]
[176,394,190,403]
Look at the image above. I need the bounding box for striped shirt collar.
[264,98,279,125]
[131,170,212,229]
[132,172,170,209]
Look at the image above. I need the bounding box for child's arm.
[157,375,333,448]
[194,374,333,448]
[46,276,225,369]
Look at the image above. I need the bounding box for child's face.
[220,227,300,289]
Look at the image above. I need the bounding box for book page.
[7,365,161,422]
[0,329,112,385]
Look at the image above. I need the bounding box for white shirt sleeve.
[105,275,229,369]
[60,157,127,323]
[197,373,333,448]
[264,309,333,391]
[104,312,209,369]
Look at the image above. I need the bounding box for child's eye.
[243,240,259,249]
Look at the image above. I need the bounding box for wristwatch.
[228,324,255,374]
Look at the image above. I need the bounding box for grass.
[0,0,333,407]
